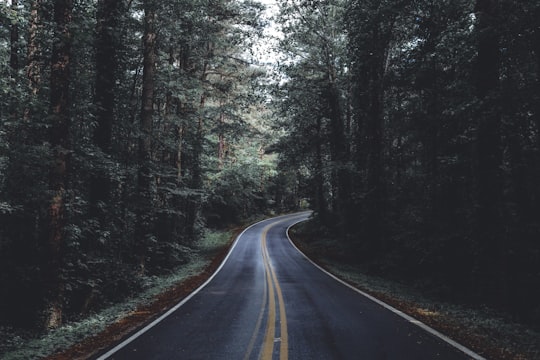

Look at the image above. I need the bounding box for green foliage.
[272,0,540,327]
[0,0,275,342]
[0,228,231,359]
[271,0,349,223]
[205,160,267,225]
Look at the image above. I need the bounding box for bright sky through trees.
[254,0,282,65]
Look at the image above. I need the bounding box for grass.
[0,229,233,360]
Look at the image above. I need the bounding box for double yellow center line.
[244,217,306,360]
[260,222,288,360]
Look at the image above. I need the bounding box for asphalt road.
[97,212,482,360]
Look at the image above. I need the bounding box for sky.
[253,0,283,66]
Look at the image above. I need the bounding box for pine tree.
[135,0,157,275]
[44,0,73,330]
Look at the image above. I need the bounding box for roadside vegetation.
[0,229,234,360]
[290,221,540,360]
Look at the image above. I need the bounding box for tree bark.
[315,116,328,223]
[45,0,73,330]
[532,5,540,221]
[473,0,506,303]
[9,0,20,121]
[136,0,157,274]
[177,121,184,182]
[10,0,19,72]
[91,0,125,223]
[24,0,43,122]
[94,0,124,153]
[365,66,384,248]
[364,26,387,252]
[218,102,226,168]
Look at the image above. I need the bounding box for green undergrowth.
[0,229,233,360]
[290,221,540,360]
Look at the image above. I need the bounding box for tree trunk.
[10,0,19,72]
[192,45,211,188]
[9,0,20,120]
[45,0,73,330]
[94,0,124,153]
[136,0,157,274]
[364,33,386,252]
[533,6,540,220]
[218,106,225,168]
[24,0,43,122]
[419,84,442,225]
[176,125,184,181]
[473,0,506,304]
[315,116,328,223]
[365,72,384,248]
[91,0,125,223]
[326,81,347,226]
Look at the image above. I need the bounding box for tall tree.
[346,0,405,251]
[473,0,505,302]
[274,0,348,225]
[44,0,73,330]
[9,0,19,72]
[24,0,44,121]
[94,0,125,153]
[135,0,157,274]
[8,0,20,121]
[90,0,126,226]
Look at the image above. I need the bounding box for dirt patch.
[45,227,243,360]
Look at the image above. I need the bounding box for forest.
[1,0,540,355]
[273,0,540,330]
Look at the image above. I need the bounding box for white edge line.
[285,217,486,360]
[96,213,305,360]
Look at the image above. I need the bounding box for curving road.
[96,212,482,360]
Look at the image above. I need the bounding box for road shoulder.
[288,221,540,360]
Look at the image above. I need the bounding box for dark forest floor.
[289,222,540,360]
